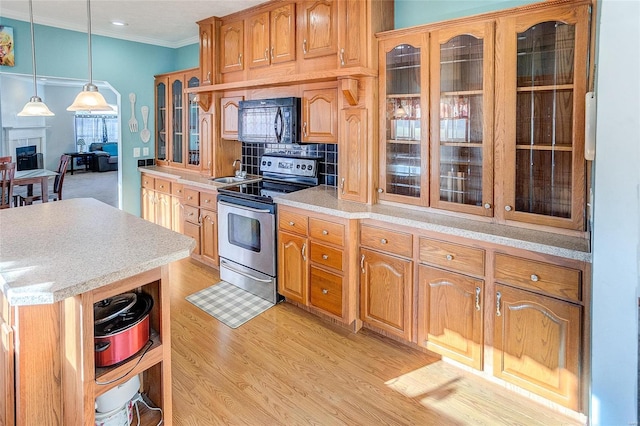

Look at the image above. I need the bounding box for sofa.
[89,142,118,172]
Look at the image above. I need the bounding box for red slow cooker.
[94,292,153,367]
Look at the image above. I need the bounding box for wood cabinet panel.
[155,178,171,194]
[360,224,413,258]
[309,217,344,246]
[220,20,244,73]
[309,265,343,317]
[417,265,484,370]
[221,96,243,140]
[184,188,200,206]
[302,88,338,142]
[360,248,413,340]
[247,11,270,69]
[0,312,14,426]
[183,220,201,256]
[198,21,215,85]
[199,191,216,209]
[494,253,581,302]
[300,0,337,59]
[310,241,343,271]
[200,207,218,265]
[418,237,485,277]
[270,4,296,65]
[278,209,309,235]
[339,107,369,203]
[183,205,200,225]
[494,283,581,411]
[278,231,308,304]
[142,174,155,190]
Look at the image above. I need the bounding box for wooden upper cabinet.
[338,0,367,68]
[247,4,296,69]
[220,20,244,73]
[299,0,338,59]
[339,108,368,203]
[302,87,338,142]
[155,76,169,167]
[429,21,495,217]
[198,20,215,84]
[495,4,590,230]
[221,96,243,140]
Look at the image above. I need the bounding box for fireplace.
[16,145,42,171]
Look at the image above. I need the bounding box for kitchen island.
[0,198,195,425]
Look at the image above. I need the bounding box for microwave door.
[241,107,273,143]
[274,107,284,143]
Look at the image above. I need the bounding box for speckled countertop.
[274,186,591,262]
[138,166,261,191]
[0,198,195,306]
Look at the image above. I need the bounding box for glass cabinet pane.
[187,76,200,167]
[515,21,575,218]
[171,79,183,164]
[437,35,484,206]
[156,81,167,161]
[385,44,422,198]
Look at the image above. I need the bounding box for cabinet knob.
[380,238,388,245]
[322,230,328,235]
[204,199,210,203]
[377,188,384,193]
[289,221,295,226]
[530,274,539,282]
[446,254,454,261]
[159,185,164,189]
[505,205,513,212]
[484,203,491,209]
[322,254,328,260]
[322,288,329,295]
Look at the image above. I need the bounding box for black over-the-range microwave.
[238,97,301,144]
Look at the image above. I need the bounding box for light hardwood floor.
[155,258,584,425]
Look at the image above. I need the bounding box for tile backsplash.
[241,142,338,187]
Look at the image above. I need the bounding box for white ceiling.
[1,0,270,48]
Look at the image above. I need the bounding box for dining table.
[13,168,59,203]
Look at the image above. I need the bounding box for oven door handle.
[220,259,273,283]
[218,200,272,214]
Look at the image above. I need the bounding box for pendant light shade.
[18,0,54,117]
[67,0,112,111]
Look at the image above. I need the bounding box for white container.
[94,400,133,426]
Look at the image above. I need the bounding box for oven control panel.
[260,156,317,177]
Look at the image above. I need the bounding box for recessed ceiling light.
[111,20,128,26]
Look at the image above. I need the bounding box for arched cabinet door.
[495,4,590,230]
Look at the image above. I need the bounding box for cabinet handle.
[446,254,454,261]
[530,274,539,282]
[322,230,328,235]
[496,291,502,317]
[264,48,269,60]
[301,243,306,261]
[271,46,274,60]
[322,288,329,295]
[340,177,345,194]
[339,48,345,66]
[380,238,387,245]
[188,196,193,201]
[360,254,365,273]
[303,122,308,138]
[303,39,308,54]
[198,214,203,224]
[484,203,491,209]
[238,53,243,66]
[505,205,512,212]
[475,287,481,311]
[322,254,328,260]
[206,71,211,83]
[289,221,295,226]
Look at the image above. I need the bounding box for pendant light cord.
[86,0,93,85]
[28,0,38,97]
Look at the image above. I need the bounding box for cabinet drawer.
[419,237,485,276]
[310,218,344,246]
[310,266,343,318]
[279,210,308,236]
[141,175,155,189]
[494,254,582,302]
[155,178,172,194]
[200,191,216,209]
[310,242,343,271]
[184,205,200,225]
[360,224,413,258]
[171,183,184,198]
[184,188,200,206]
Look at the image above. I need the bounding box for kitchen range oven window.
[227,212,261,252]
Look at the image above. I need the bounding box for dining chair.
[0,156,12,164]
[15,154,71,206]
[0,162,16,209]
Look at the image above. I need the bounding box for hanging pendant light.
[67,0,112,111]
[17,0,54,116]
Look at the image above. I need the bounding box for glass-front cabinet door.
[171,76,184,165]
[378,34,429,206]
[186,74,200,169]
[155,77,169,166]
[497,5,589,230]
[430,22,494,216]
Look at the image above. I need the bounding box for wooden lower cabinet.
[278,231,308,304]
[182,188,219,268]
[494,283,582,411]
[359,247,413,340]
[0,299,14,426]
[417,265,484,370]
[200,207,218,265]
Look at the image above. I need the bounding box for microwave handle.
[274,106,284,143]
